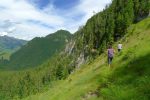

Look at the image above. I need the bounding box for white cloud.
[0,32,8,36]
[77,0,112,23]
[0,0,63,25]
[10,22,53,40]
[8,26,16,32]
[0,0,111,40]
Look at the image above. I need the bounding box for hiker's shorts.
[118,49,121,52]
[108,57,113,64]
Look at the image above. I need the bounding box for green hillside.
[23,17,150,100]
[4,30,72,70]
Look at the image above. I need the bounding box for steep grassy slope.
[5,30,71,70]
[23,17,150,100]
[0,52,11,60]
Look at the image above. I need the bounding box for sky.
[0,0,111,40]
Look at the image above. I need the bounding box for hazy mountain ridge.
[6,30,72,70]
[0,35,27,60]
[0,35,27,52]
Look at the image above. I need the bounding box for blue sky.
[0,0,111,40]
[29,0,80,9]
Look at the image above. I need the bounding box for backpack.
[108,49,114,58]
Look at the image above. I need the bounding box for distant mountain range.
[0,35,27,52]
[0,35,27,60]
[6,30,72,69]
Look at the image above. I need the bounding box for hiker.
[118,42,122,52]
[107,45,115,68]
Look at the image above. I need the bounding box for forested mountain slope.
[72,0,150,59]
[2,30,72,70]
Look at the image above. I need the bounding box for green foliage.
[0,53,73,99]
[133,0,150,22]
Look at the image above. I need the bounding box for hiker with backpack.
[107,45,115,68]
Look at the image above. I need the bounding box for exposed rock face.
[76,52,85,68]
[65,40,75,55]
[64,40,87,69]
